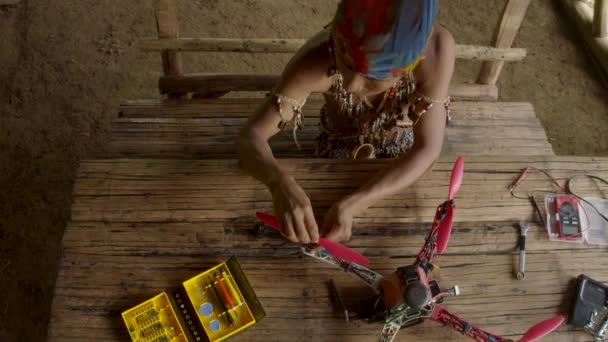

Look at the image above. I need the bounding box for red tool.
[255,211,369,266]
[554,195,582,240]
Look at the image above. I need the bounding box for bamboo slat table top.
[49,156,608,341]
[109,99,554,158]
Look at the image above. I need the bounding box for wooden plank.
[70,157,606,224]
[60,221,604,258]
[111,117,544,135]
[51,253,608,300]
[107,143,553,159]
[108,125,549,144]
[109,100,553,158]
[595,0,608,38]
[455,44,526,61]
[49,156,608,341]
[159,73,278,96]
[109,117,544,131]
[158,73,500,101]
[117,99,534,119]
[50,244,608,340]
[107,136,553,157]
[477,0,532,85]
[138,38,527,61]
[0,0,20,5]
[107,136,553,158]
[156,0,182,77]
[142,37,307,53]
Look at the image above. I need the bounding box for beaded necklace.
[326,36,417,141]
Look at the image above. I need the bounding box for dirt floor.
[1,0,607,341]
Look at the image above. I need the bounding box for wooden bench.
[148,1,532,100]
[49,156,608,341]
[107,1,549,160]
[109,99,554,158]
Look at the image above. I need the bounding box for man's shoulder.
[414,26,456,90]
[427,27,456,71]
[278,30,334,94]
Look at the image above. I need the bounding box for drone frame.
[255,157,563,342]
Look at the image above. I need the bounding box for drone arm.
[414,204,445,266]
[429,305,510,342]
[302,249,384,292]
[378,322,402,342]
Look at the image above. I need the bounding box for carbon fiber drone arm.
[429,305,510,342]
[379,322,401,342]
[302,248,384,292]
[414,202,446,268]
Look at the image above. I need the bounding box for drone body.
[256,157,564,342]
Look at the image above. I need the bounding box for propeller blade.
[319,237,369,266]
[256,211,280,231]
[436,204,454,255]
[448,156,465,200]
[516,315,564,342]
[255,212,369,265]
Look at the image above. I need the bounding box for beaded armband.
[407,92,451,127]
[269,91,307,148]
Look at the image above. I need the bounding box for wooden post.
[477,0,531,85]
[594,0,608,38]
[156,0,184,98]
[561,0,608,82]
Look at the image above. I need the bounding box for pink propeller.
[448,156,464,201]
[516,315,564,342]
[255,211,370,266]
[436,156,464,255]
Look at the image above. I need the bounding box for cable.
[509,166,565,195]
[509,168,608,237]
[566,175,608,223]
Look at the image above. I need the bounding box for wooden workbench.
[48,156,608,341]
[109,99,555,158]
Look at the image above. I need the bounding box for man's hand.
[269,174,319,244]
[321,200,354,243]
